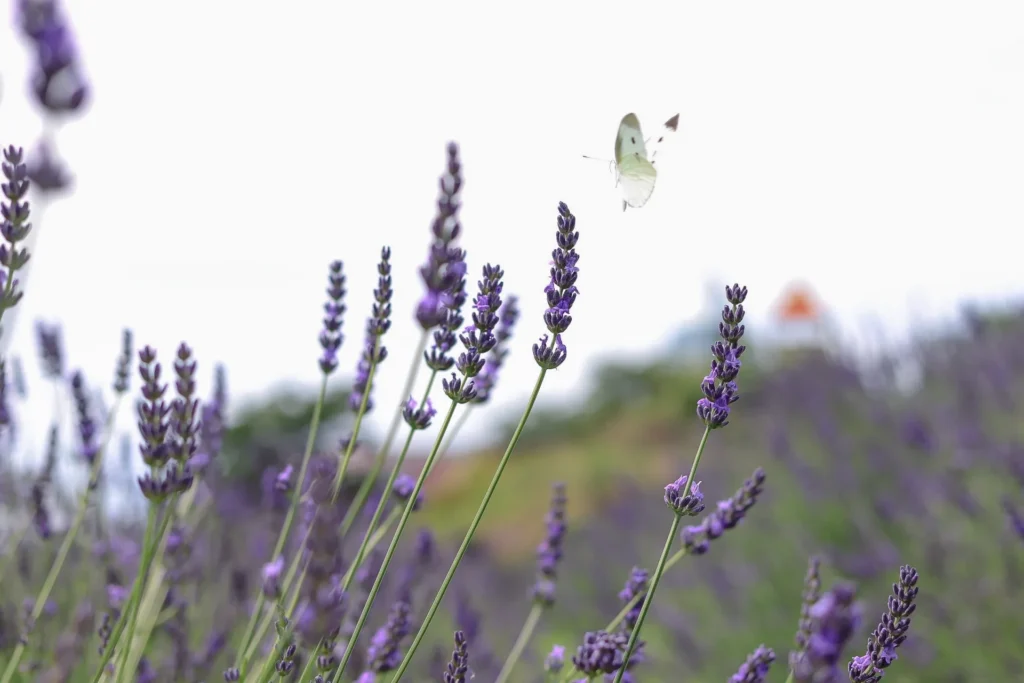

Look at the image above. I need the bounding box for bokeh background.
[1,1,1023,682]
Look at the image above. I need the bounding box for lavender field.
[3,2,1024,682]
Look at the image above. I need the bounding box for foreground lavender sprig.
[387,201,580,683]
[1,333,132,683]
[789,557,823,673]
[848,565,920,683]
[0,146,33,342]
[332,246,393,501]
[611,284,750,683]
[444,631,469,683]
[235,261,349,673]
[730,645,776,683]
[790,582,862,683]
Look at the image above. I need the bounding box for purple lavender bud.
[572,630,628,677]
[35,321,63,379]
[136,346,170,467]
[417,143,464,329]
[106,584,128,610]
[696,284,747,429]
[1,146,32,320]
[441,372,477,404]
[618,567,649,631]
[261,556,285,599]
[729,645,776,683]
[663,475,705,517]
[532,482,567,607]
[402,396,436,430]
[113,328,133,393]
[473,294,520,404]
[544,644,565,674]
[532,334,567,372]
[790,557,823,672]
[16,0,90,114]
[423,251,467,373]
[169,342,201,464]
[392,473,424,511]
[791,582,862,683]
[274,464,295,493]
[679,467,765,555]
[137,461,193,502]
[444,630,470,683]
[25,138,72,194]
[319,260,347,375]
[349,247,393,412]
[848,565,919,683]
[70,371,99,466]
[366,593,412,673]
[532,202,578,370]
[223,668,239,681]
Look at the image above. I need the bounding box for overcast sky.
[1,0,1023,477]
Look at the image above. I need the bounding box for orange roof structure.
[774,283,823,324]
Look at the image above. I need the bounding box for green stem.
[610,514,681,683]
[610,426,711,683]
[0,391,124,683]
[434,403,472,466]
[236,373,330,668]
[494,603,544,683]
[388,368,548,683]
[339,367,437,537]
[330,399,460,680]
[340,427,417,594]
[331,336,382,503]
[87,505,159,683]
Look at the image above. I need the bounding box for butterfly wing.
[614,113,679,211]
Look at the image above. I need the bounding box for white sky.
[1,0,1023,474]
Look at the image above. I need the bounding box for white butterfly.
[585,112,680,212]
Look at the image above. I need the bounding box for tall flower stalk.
[386,201,580,683]
[610,284,749,683]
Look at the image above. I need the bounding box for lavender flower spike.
[697,283,747,429]
[679,467,765,556]
[534,202,578,370]
[572,630,628,677]
[664,474,705,517]
[402,396,436,430]
[443,630,470,683]
[70,371,99,466]
[366,593,412,673]
[848,565,920,683]
[791,582,862,683]
[35,320,64,379]
[532,482,568,607]
[424,249,468,373]
[417,142,465,329]
[473,294,520,404]
[729,645,775,683]
[443,263,504,404]
[319,260,347,375]
[350,247,393,412]
[1,146,33,326]
[16,0,90,113]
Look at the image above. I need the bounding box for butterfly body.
[612,112,680,211]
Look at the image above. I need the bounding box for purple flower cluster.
[663,474,705,517]
[443,264,504,404]
[35,321,64,379]
[319,260,347,375]
[443,630,470,683]
[349,247,393,412]
[572,629,628,677]
[15,0,89,114]
[849,565,920,682]
[729,645,776,683]
[531,482,568,607]
[473,294,520,404]
[366,593,412,673]
[70,370,99,466]
[417,143,466,330]
[791,582,862,683]
[679,467,766,555]
[135,346,195,502]
[533,202,579,370]
[1,147,32,320]
[697,284,747,429]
